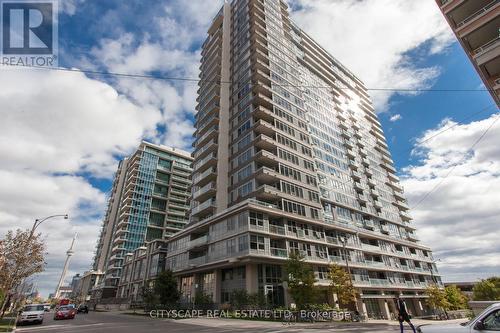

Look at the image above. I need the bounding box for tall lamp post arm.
[30,214,69,237]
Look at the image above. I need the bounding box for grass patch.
[0,318,15,332]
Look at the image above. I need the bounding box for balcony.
[394,200,410,210]
[193,139,218,160]
[455,0,499,29]
[407,232,419,242]
[325,236,339,245]
[270,248,288,258]
[361,243,380,252]
[193,182,216,202]
[269,224,286,235]
[351,170,362,180]
[254,134,277,152]
[393,189,405,201]
[364,260,387,268]
[192,167,217,187]
[348,161,360,170]
[194,125,218,148]
[191,198,216,217]
[193,152,217,173]
[189,235,209,249]
[364,220,376,230]
[189,255,207,267]
[357,193,368,203]
[254,119,275,137]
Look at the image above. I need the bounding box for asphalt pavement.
[14,310,463,333]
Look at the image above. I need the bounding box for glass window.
[483,310,500,331]
[250,235,265,250]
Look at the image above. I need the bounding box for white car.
[17,304,45,325]
[418,303,500,333]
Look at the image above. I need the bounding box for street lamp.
[339,235,353,281]
[339,234,359,312]
[30,214,69,238]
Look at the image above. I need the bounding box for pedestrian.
[395,296,416,333]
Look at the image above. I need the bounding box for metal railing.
[474,36,500,56]
[457,0,498,28]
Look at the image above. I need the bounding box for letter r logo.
[2,1,53,54]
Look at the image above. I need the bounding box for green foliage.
[247,292,266,308]
[141,286,158,307]
[230,289,249,308]
[154,270,180,305]
[284,251,318,309]
[426,285,451,311]
[308,303,337,311]
[328,264,356,309]
[472,277,500,301]
[194,291,213,305]
[444,285,468,310]
[0,229,46,318]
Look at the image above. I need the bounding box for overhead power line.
[411,113,500,209]
[0,63,495,93]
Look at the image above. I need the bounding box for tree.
[472,277,500,301]
[444,285,468,310]
[284,251,317,309]
[0,229,45,318]
[230,289,249,309]
[153,270,180,306]
[328,264,356,309]
[426,285,450,316]
[141,286,159,308]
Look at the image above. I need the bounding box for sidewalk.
[168,316,469,330]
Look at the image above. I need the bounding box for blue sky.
[0,0,498,297]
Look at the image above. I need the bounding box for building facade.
[74,270,103,304]
[92,141,193,299]
[436,0,500,106]
[116,240,168,301]
[165,0,442,319]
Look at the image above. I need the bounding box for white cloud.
[289,0,455,111]
[0,169,105,296]
[0,67,161,177]
[0,66,164,296]
[390,114,402,122]
[0,0,223,297]
[401,113,500,282]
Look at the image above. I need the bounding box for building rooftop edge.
[140,140,193,160]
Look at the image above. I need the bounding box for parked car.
[17,304,45,325]
[53,305,76,320]
[418,303,500,332]
[77,304,89,313]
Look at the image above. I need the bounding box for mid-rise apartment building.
[436,0,500,106]
[92,141,192,299]
[165,0,443,319]
[116,240,168,301]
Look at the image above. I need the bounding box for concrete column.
[215,2,231,212]
[214,269,222,304]
[413,298,424,316]
[245,263,258,294]
[283,283,292,308]
[379,299,391,320]
[358,299,367,316]
[328,291,339,309]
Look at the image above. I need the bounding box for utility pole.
[54,234,77,299]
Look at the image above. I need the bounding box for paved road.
[14,311,420,333]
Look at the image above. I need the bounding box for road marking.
[16,323,105,331]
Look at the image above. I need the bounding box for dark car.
[53,306,76,320]
[77,304,89,313]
